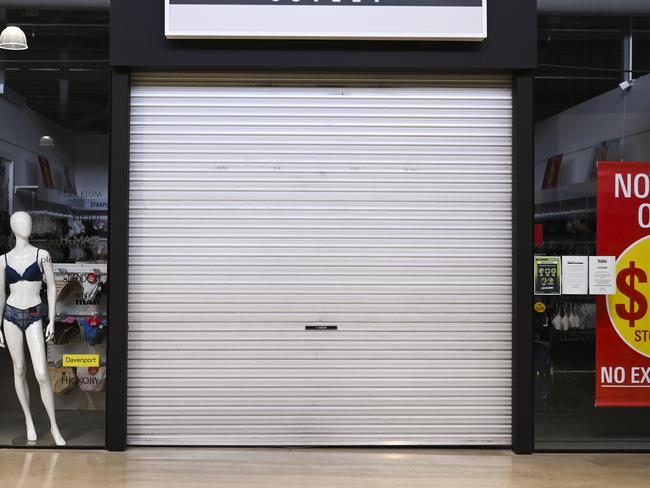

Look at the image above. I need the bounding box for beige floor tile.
[0,448,648,488]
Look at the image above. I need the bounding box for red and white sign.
[596,162,650,407]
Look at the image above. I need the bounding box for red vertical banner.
[596,162,650,407]
[534,224,544,249]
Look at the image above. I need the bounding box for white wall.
[535,74,650,199]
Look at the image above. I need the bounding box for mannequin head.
[10,211,32,240]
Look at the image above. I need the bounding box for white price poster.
[562,256,588,295]
[589,256,616,295]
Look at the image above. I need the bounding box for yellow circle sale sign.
[607,236,650,357]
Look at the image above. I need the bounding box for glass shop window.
[535,15,650,449]
[0,8,109,448]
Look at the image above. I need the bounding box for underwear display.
[77,366,107,393]
[2,303,44,332]
[53,317,81,345]
[79,315,107,346]
[57,279,83,303]
[54,269,106,313]
[4,249,43,285]
[2,218,108,417]
[46,263,108,411]
[48,366,78,396]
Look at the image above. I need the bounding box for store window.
[535,14,650,449]
[0,9,108,447]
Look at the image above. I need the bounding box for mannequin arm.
[0,255,5,348]
[41,250,57,342]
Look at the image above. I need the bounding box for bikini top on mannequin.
[4,249,44,285]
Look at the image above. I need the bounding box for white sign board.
[589,256,617,295]
[165,0,487,41]
[562,256,589,295]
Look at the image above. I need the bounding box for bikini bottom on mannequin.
[2,303,43,331]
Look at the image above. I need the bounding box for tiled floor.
[0,448,648,488]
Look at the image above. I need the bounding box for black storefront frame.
[107,68,131,451]
[106,0,537,453]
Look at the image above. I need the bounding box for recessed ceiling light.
[0,26,28,51]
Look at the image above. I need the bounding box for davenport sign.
[165,0,487,40]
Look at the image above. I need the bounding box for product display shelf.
[47,263,108,411]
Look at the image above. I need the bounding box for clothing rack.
[29,210,75,219]
[55,313,106,319]
[538,240,595,245]
[535,208,596,221]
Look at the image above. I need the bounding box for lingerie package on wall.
[27,213,107,263]
[77,367,107,393]
[48,367,78,397]
[53,263,107,316]
[45,263,108,410]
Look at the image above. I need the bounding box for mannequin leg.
[3,320,37,442]
[25,322,66,446]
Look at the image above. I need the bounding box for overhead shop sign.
[165,0,487,41]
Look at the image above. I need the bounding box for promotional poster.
[596,162,650,407]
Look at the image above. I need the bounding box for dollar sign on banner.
[616,261,649,328]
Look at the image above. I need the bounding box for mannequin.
[0,211,66,446]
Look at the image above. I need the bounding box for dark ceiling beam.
[538,0,650,15]
[7,67,108,74]
[1,60,108,64]
[0,0,108,9]
[4,1,650,17]
[16,23,109,28]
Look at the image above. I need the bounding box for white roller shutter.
[127,73,513,446]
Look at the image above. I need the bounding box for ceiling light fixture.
[39,136,55,147]
[0,26,28,51]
